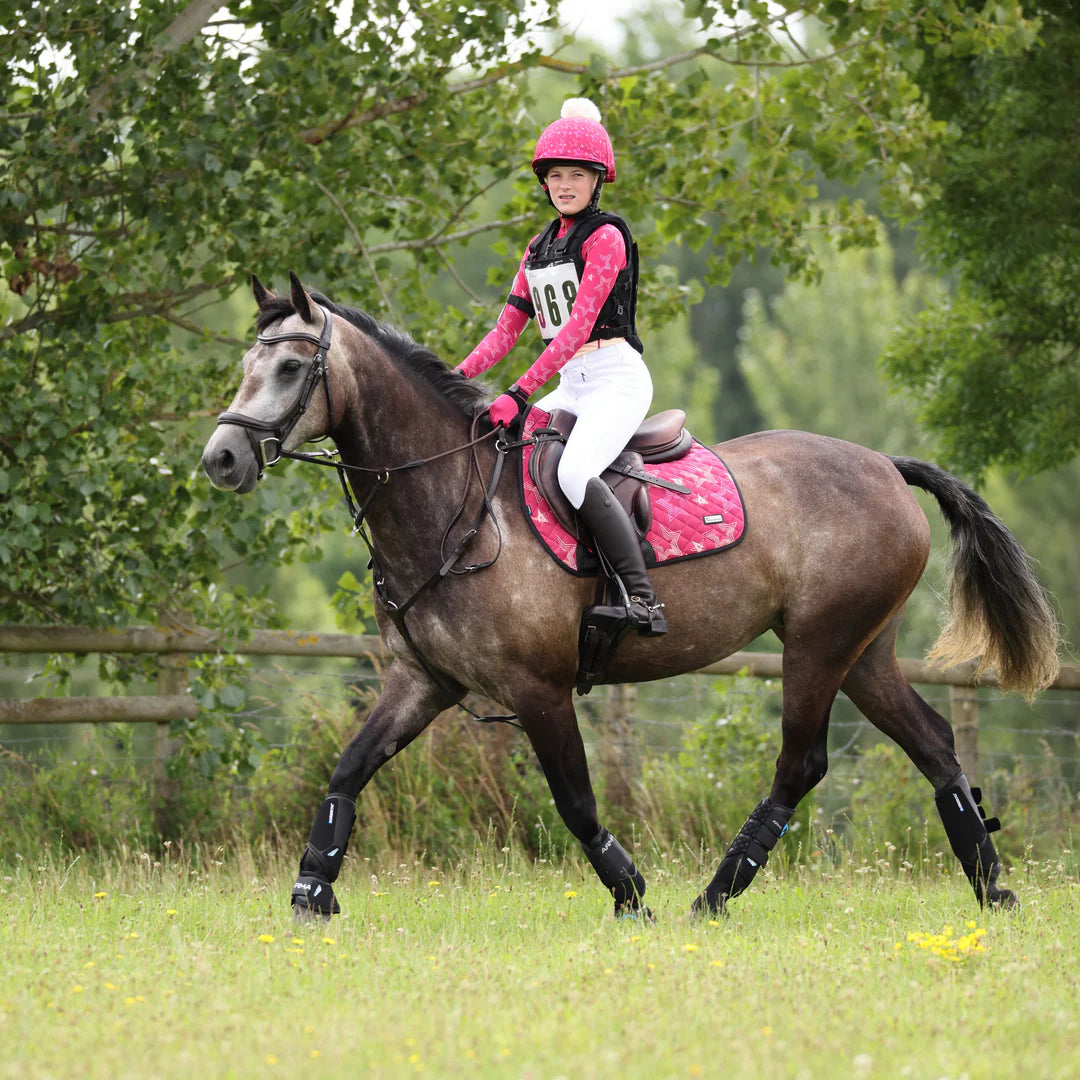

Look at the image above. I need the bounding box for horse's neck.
[333,370,478,552]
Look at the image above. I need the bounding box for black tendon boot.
[577,477,667,636]
[292,793,356,920]
[581,827,648,917]
[935,773,1017,909]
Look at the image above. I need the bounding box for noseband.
[216,304,335,472]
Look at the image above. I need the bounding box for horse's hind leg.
[693,649,847,915]
[520,686,648,916]
[842,621,1017,909]
[292,660,456,920]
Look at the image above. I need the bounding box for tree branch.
[158,0,229,53]
[312,178,396,317]
[298,16,791,145]
[435,246,483,306]
[1,279,240,342]
[367,215,531,254]
[160,310,248,348]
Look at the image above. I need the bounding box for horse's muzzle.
[201,426,261,493]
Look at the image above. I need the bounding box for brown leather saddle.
[527,408,693,540]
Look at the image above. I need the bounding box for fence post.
[154,654,188,833]
[599,683,638,815]
[949,685,980,781]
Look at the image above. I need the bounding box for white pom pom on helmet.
[532,97,616,183]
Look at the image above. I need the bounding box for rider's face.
[544,165,599,215]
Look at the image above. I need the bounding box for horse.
[201,272,1060,920]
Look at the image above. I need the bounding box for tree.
[882,1,1079,478]
[736,227,950,655]
[738,223,942,455]
[0,0,1040,634]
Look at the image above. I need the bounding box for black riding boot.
[577,477,667,636]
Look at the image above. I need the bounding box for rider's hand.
[488,385,529,428]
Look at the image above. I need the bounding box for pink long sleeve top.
[458,220,627,398]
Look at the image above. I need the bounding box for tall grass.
[2,841,1078,1080]
[3,675,1076,874]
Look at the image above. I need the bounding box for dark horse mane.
[254,291,488,416]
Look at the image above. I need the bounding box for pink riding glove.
[488,385,529,428]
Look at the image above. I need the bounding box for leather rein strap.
[213,306,520,727]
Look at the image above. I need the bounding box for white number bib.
[524,260,580,342]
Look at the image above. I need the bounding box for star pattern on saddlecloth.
[520,409,746,575]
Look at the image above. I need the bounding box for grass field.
[2,842,1077,1080]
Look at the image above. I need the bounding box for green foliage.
[638,677,791,852]
[737,222,943,455]
[0,0,1057,776]
[883,2,1080,478]
[249,688,563,860]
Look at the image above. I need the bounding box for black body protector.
[292,793,356,917]
[509,210,642,353]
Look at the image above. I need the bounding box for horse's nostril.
[202,446,236,479]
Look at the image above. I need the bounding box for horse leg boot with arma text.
[292,793,356,920]
[692,798,795,915]
[577,477,667,636]
[582,827,649,917]
[935,772,1017,909]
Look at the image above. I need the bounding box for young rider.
[456,98,666,636]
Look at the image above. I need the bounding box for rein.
[214,305,523,728]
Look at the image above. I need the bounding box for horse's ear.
[251,273,275,309]
[289,270,315,324]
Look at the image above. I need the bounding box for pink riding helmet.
[532,98,616,183]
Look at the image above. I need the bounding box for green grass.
[2,843,1078,1080]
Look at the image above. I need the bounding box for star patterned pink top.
[457,219,626,398]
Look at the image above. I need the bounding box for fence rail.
[3,623,1078,700]
[2,625,1078,795]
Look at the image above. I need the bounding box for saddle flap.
[520,406,746,577]
[529,411,651,541]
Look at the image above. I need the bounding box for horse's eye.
[280,358,303,376]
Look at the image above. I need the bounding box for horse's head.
[202,272,338,493]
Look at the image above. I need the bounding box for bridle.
[212,303,523,726]
[216,303,336,474]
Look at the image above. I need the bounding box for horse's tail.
[890,456,1060,698]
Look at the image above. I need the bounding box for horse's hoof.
[292,903,333,924]
[616,903,655,923]
[987,887,1020,912]
[689,892,727,919]
[291,874,339,919]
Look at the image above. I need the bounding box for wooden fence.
[2,624,1079,789]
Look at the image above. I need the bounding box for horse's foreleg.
[292,660,456,920]
[842,628,1017,909]
[693,653,844,915]
[521,691,647,916]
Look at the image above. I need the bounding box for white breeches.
[532,340,653,509]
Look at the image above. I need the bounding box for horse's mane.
[254,291,488,416]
